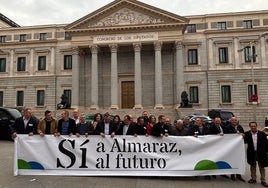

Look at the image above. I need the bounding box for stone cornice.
[67,23,185,34]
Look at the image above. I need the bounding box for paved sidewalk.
[0,140,266,188]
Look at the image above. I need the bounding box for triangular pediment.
[66,0,188,31]
[89,7,165,27]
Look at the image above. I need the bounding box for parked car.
[208,109,234,125]
[189,114,213,126]
[0,108,22,140]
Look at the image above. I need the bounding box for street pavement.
[0,140,266,188]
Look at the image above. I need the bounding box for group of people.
[10,108,268,187]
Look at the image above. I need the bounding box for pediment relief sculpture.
[88,8,164,27]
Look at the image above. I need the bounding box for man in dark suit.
[244,122,268,187]
[11,108,38,138]
[95,112,117,138]
[57,110,76,136]
[152,115,169,137]
[189,118,211,136]
[225,116,246,182]
[116,115,136,136]
[209,117,225,136]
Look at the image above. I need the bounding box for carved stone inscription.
[93,32,158,44]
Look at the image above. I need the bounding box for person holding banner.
[169,119,189,136]
[152,115,170,137]
[189,118,211,136]
[225,116,246,182]
[244,122,268,187]
[57,110,76,136]
[11,108,38,138]
[116,115,136,135]
[209,117,225,136]
[75,113,94,137]
[37,110,58,136]
[95,112,117,138]
[134,117,147,136]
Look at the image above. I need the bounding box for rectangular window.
[188,49,198,65]
[65,32,72,40]
[187,24,196,33]
[37,90,45,106]
[64,90,72,107]
[248,84,258,102]
[40,33,47,40]
[38,56,46,70]
[218,22,226,30]
[19,34,26,42]
[244,46,256,63]
[0,91,3,106]
[219,47,228,63]
[243,20,252,28]
[17,91,24,106]
[0,36,7,43]
[221,85,231,103]
[64,55,72,69]
[189,86,199,103]
[0,58,6,72]
[17,57,26,71]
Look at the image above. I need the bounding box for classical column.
[30,48,34,75]
[208,38,214,69]
[154,42,164,109]
[71,47,80,109]
[260,36,267,67]
[175,41,184,108]
[233,37,239,69]
[9,50,14,77]
[133,43,143,109]
[50,47,56,75]
[109,44,119,109]
[90,45,99,110]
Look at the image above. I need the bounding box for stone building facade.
[0,0,268,125]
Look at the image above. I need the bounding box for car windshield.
[220,112,234,121]
[7,109,22,119]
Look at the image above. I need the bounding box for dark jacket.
[94,120,117,135]
[152,122,170,136]
[57,118,76,135]
[11,116,38,134]
[189,125,211,135]
[225,124,244,134]
[209,123,226,135]
[116,122,136,135]
[244,130,268,167]
[169,126,189,136]
[76,122,94,135]
[135,123,147,135]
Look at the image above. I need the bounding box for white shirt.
[123,124,129,135]
[104,122,110,135]
[251,131,258,151]
[23,117,29,129]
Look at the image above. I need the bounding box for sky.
[1,0,268,26]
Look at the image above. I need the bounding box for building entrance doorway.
[121,81,135,109]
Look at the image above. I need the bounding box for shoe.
[261,182,268,187]
[236,175,246,182]
[231,175,236,181]
[248,179,257,184]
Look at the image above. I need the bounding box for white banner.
[14,134,245,176]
